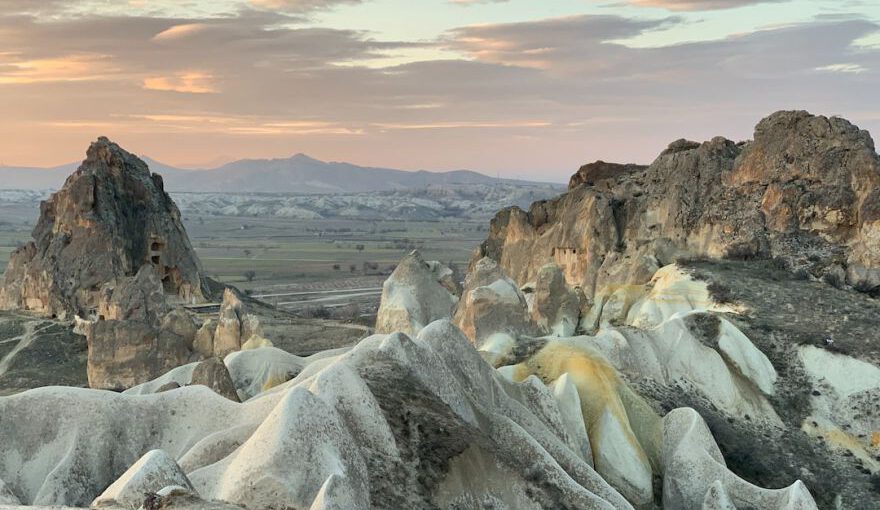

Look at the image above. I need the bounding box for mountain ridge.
[0,153,557,193]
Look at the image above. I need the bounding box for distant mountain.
[0,153,552,193]
[0,163,76,190]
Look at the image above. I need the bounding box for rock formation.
[375,250,459,336]
[0,321,815,509]
[453,257,539,361]
[528,263,582,337]
[0,137,206,319]
[3,111,879,510]
[569,161,647,190]
[210,288,264,357]
[190,357,240,402]
[478,111,880,298]
[92,449,195,510]
[79,266,196,390]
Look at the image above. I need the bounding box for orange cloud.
[0,54,115,84]
[142,72,218,94]
[152,23,209,42]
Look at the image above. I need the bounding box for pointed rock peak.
[83,137,151,178]
[92,449,194,510]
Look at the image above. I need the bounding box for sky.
[0,0,878,182]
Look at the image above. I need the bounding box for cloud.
[152,23,210,41]
[445,14,680,71]
[0,1,876,180]
[815,63,868,74]
[0,53,118,84]
[621,0,786,10]
[249,0,362,12]
[143,71,218,93]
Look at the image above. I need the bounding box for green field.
[184,215,486,290]
[0,210,489,293]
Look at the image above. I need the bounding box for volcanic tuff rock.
[0,137,206,319]
[375,250,459,336]
[568,161,647,190]
[478,111,880,299]
[0,320,815,510]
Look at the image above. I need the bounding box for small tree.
[356,244,365,252]
[243,270,256,282]
[332,264,341,271]
[243,249,252,258]
[349,264,357,273]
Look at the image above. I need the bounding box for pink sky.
[0,0,877,181]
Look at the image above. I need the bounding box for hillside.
[0,153,552,193]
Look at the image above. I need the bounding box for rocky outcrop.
[190,357,240,402]
[0,137,206,319]
[211,289,263,357]
[569,161,647,190]
[477,111,880,298]
[453,257,538,360]
[375,250,459,336]
[80,266,196,390]
[92,449,194,510]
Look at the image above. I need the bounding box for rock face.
[529,263,582,337]
[478,111,880,298]
[0,137,206,319]
[0,477,20,505]
[375,250,459,336]
[81,266,196,391]
[569,161,647,190]
[190,357,240,402]
[453,257,538,360]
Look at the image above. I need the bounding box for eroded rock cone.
[0,137,206,319]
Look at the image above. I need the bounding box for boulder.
[190,357,240,402]
[157,381,181,393]
[92,449,194,510]
[0,137,206,319]
[375,251,459,336]
[453,257,536,354]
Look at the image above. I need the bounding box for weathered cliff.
[477,111,880,300]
